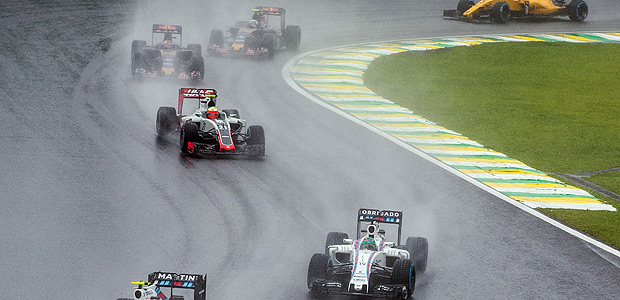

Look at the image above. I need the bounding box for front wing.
[188,141,264,156]
[443,9,493,22]
[309,279,408,299]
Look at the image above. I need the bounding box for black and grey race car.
[156,88,265,156]
[131,24,204,81]
[307,208,428,299]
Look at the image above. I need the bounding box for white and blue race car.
[307,208,428,299]
[118,271,207,300]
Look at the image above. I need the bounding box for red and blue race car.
[207,6,301,59]
[131,24,204,81]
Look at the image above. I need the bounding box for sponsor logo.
[156,273,199,282]
[159,25,177,30]
[182,89,216,96]
[360,209,401,218]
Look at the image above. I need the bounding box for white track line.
[281,32,620,260]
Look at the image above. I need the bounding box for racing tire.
[568,0,588,21]
[391,258,415,298]
[156,106,177,136]
[246,125,265,156]
[131,40,146,56]
[131,52,146,76]
[325,232,349,255]
[260,33,276,59]
[187,43,202,56]
[131,40,146,75]
[208,29,224,55]
[307,253,330,289]
[131,53,138,76]
[457,0,475,15]
[180,122,199,154]
[229,26,240,37]
[490,2,510,23]
[189,56,205,81]
[221,109,239,119]
[284,25,301,50]
[405,237,428,273]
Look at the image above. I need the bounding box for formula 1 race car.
[131,24,205,81]
[156,88,265,156]
[207,6,301,58]
[116,271,207,300]
[307,209,428,299]
[443,0,588,23]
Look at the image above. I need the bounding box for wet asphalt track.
[1,0,620,299]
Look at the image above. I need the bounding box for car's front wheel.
[406,236,428,273]
[490,1,510,23]
[568,0,588,21]
[246,125,265,156]
[391,258,415,298]
[307,253,330,290]
[180,122,198,154]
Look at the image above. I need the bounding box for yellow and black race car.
[443,0,588,23]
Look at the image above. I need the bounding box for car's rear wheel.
[490,1,510,23]
[405,237,428,273]
[325,232,349,255]
[156,106,177,136]
[391,258,415,298]
[568,0,588,21]
[457,0,475,16]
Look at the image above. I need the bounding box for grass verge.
[363,42,620,249]
[586,171,620,195]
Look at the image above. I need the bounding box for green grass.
[364,42,620,174]
[363,42,620,249]
[586,171,620,195]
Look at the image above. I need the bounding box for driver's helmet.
[207,106,219,119]
[162,40,174,48]
[249,19,258,28]
[359,238,378,251]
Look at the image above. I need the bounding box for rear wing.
[178,88,217,115]
[356,208,403,245]
[153,24,183,34]
[132,271,207,300]
[253,6,285,16]
[253,6,286,29]
[152,24,183,46]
